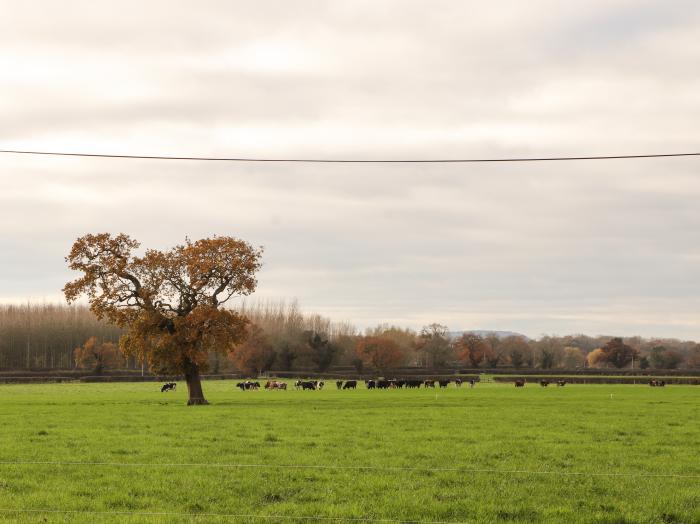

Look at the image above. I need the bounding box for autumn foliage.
[355,336,405,372]
[587,338,639,369]
[229,324,276,376]
[64,233,262,405]
[73,336,122,373]
[586,348,607,368]
[456,333,488,367]
[600,337,639,368]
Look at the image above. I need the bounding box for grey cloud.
[1,1,699,338]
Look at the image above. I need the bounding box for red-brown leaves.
[455,333,489,367]
[64,233,262,377]
[73,336,123,373]
[228,324,276,376]
[355,336,405,372]
[589,338,639,369]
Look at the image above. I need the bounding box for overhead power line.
[0,149,699,163]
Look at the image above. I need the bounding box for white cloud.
[1,0,699,338]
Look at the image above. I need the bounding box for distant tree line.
[0,304,124,370]
[219,314,700,375]
[1,302,699,373]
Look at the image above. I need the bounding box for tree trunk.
[184,362,209,405]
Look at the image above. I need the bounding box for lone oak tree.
[63,233,262,405]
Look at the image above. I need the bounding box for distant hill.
[449,330,530,341]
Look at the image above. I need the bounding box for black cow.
[160,382,176,392]
[366,380,376,390]
[556,380,566,387]
[514,379,526,387]
[455,378,463,387]
[300,381,317,390]
[469,379,476,388]
[342,380,357,390]
[540,380,550,387]
[424,380,435,388]
[336,380,344,390]
[237,381,258,390]
[438,380,450,388]
[406,380,422,389]
[377,380,391,389]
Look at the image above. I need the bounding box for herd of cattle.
[514,379,567,387]
[235,380,288,390]
[649,380,667,387]
[160,377,672,392]
[235,378,478,391]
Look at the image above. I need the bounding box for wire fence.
[2,460,696,522]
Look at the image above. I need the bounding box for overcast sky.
[1,1,700,339]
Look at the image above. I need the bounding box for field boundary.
[2,373,699,385]
[491,376,700,385]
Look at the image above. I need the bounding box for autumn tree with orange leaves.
[64,233,262,405]
[74,336,122,373]
[355,336,405,372]
[596,337,639,369]
[229,324,276,376]
[456,333,488,368]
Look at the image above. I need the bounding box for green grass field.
[0,381,698,523]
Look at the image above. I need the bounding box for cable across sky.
[0,149,699,163]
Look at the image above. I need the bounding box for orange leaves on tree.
[73,336,123,373]
[455,333,488,368]
[591,338,639,369]
[355,336,405,372]
[64,233,263,404]
[228,324,276,376]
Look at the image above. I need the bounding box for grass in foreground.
[0,381,698,523]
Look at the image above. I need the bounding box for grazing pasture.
[0,381,698,523]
